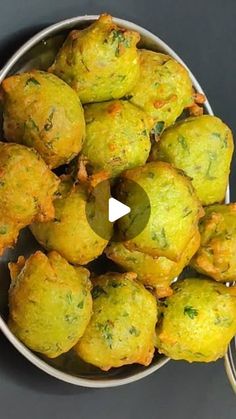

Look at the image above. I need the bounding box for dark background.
[0,0,235,417]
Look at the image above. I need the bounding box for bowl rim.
[0,317,170,387]
[225,341,236,393]
[0,14,217,388]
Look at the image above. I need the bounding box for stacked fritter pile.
[0,14,236,370]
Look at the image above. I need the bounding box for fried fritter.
[82,100,152,177]
[1,70,85,168]
[30,175,112,265]
[154,115,234,205]
[75,272,157,370]
[105,230,200,298]
[129,50,193,131]
[117,161,203,261]
[49,14,140,104]
[191,204,236,281]
[0,142,59,255]
[8,251,92,358]
[156,278,236,362]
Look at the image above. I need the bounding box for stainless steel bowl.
[225,339,236,393]
[1,14,233,389]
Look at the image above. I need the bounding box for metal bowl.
[225,339,236,393]
[0,15,227,388]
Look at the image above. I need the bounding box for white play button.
[85,178,150,241]
[108,197,131,223]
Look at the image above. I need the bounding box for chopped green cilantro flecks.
[184,306,198,319]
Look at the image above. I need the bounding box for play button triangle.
[108,197,131,223]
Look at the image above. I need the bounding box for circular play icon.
[108,197,131,223]
[85,178,150,242]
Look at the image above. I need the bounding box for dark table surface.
[0,0,235,418]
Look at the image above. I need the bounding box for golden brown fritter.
[82,100,152,177]
[31,175,113,265]
[117,161,203,261]
[8,251,92,358]
[153,115,234,205]
[75,272,158,370]
[0,142,59,255]
[191,204,236,281]
[156,278,236,362]
[49,14,140,104]
[1,70,85,168]
[129,49,193,131]
[105,230,200,298]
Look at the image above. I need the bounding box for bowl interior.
[0,17,175,385]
